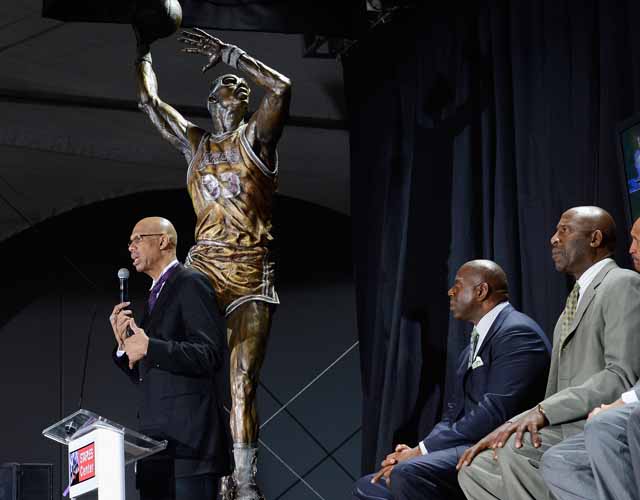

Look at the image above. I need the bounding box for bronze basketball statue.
[133,15,291,500]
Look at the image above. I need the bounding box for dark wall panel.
[0,298,62,495]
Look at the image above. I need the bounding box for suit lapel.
[456,304,512,377]
[560,261,617,349]
[456,345,471,377]
[473,304,512,365]
[146,263,183,328]
[138,264,183,376]
[140,300,150,329]
[462,304,513,375]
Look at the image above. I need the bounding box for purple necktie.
[148,264,178,312]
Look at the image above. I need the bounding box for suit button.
[139,377,143,382]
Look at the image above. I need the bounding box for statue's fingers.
[182,47,203,54]
[208,35,223,46]
[192,28,223,46]
[202,56,220,72]
[202,61,218,73]
[180,30,202,39]
[193,27,215,39]
[178,37,199,46]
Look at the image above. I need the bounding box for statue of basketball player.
[133,25,291,500]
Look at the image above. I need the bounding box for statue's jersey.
[185,125,279,316]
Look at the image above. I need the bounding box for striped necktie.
[468,327,480,368]
[559,282,580,347]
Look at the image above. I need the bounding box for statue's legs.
[187,245,277,500]
[228,300,273,443]
[224,300,273,500]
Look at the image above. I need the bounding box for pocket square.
[471,357,484,370]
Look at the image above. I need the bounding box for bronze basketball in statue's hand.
[133,0,182,46]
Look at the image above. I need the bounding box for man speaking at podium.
[109,216,231,500]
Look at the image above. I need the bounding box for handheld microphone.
[118,268,130,303]
[117,268,133,338]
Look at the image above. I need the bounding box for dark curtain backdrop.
[344,0,640,473]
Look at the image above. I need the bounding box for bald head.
[134,216,178,249]
[129,217,178,279]
[448,259,509,324]
[566,206,616,252]
[461,260,509,300]
[551,206,616,279]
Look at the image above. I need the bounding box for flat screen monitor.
[616,113,640,224]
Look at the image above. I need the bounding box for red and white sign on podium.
[42,409,167,500]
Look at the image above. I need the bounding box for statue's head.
[207,74,250,132]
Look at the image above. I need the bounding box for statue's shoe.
[219,475,237,500]
[235,480,265,500]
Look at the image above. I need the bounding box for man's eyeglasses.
[128,233,163,247]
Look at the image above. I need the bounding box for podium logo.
[69,442,96,485]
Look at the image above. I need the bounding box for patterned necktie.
[559,282,581,347]
[147,264,178,312]
[468,327,480,368]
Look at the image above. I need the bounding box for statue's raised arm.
[179,28,291,170]
[134,27,204,161]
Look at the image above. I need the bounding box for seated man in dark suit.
[352,259,551,500]
[109,216,231,500]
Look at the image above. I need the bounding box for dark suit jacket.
[114,263,231,478]
[422,304,550,452]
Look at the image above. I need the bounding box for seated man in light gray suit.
[541,216,640,500]
[456,206,640,500]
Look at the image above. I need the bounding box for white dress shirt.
[149,259,180,294]
[471,301,510,360]
[418,301,511,455]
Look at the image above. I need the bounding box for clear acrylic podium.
[42,409,167,500]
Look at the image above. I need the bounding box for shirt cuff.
[116,349,125,358]
[622,390,639,404]
[418,441,428,455]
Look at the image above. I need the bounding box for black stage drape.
[344,0,640,474]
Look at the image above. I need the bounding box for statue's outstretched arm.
[239,49,291,165]
[136,44,204,160]
[179,29,291,167]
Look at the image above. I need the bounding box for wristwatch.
[537,403,547,419]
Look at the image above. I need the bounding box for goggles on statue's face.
[209,74,251,102]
